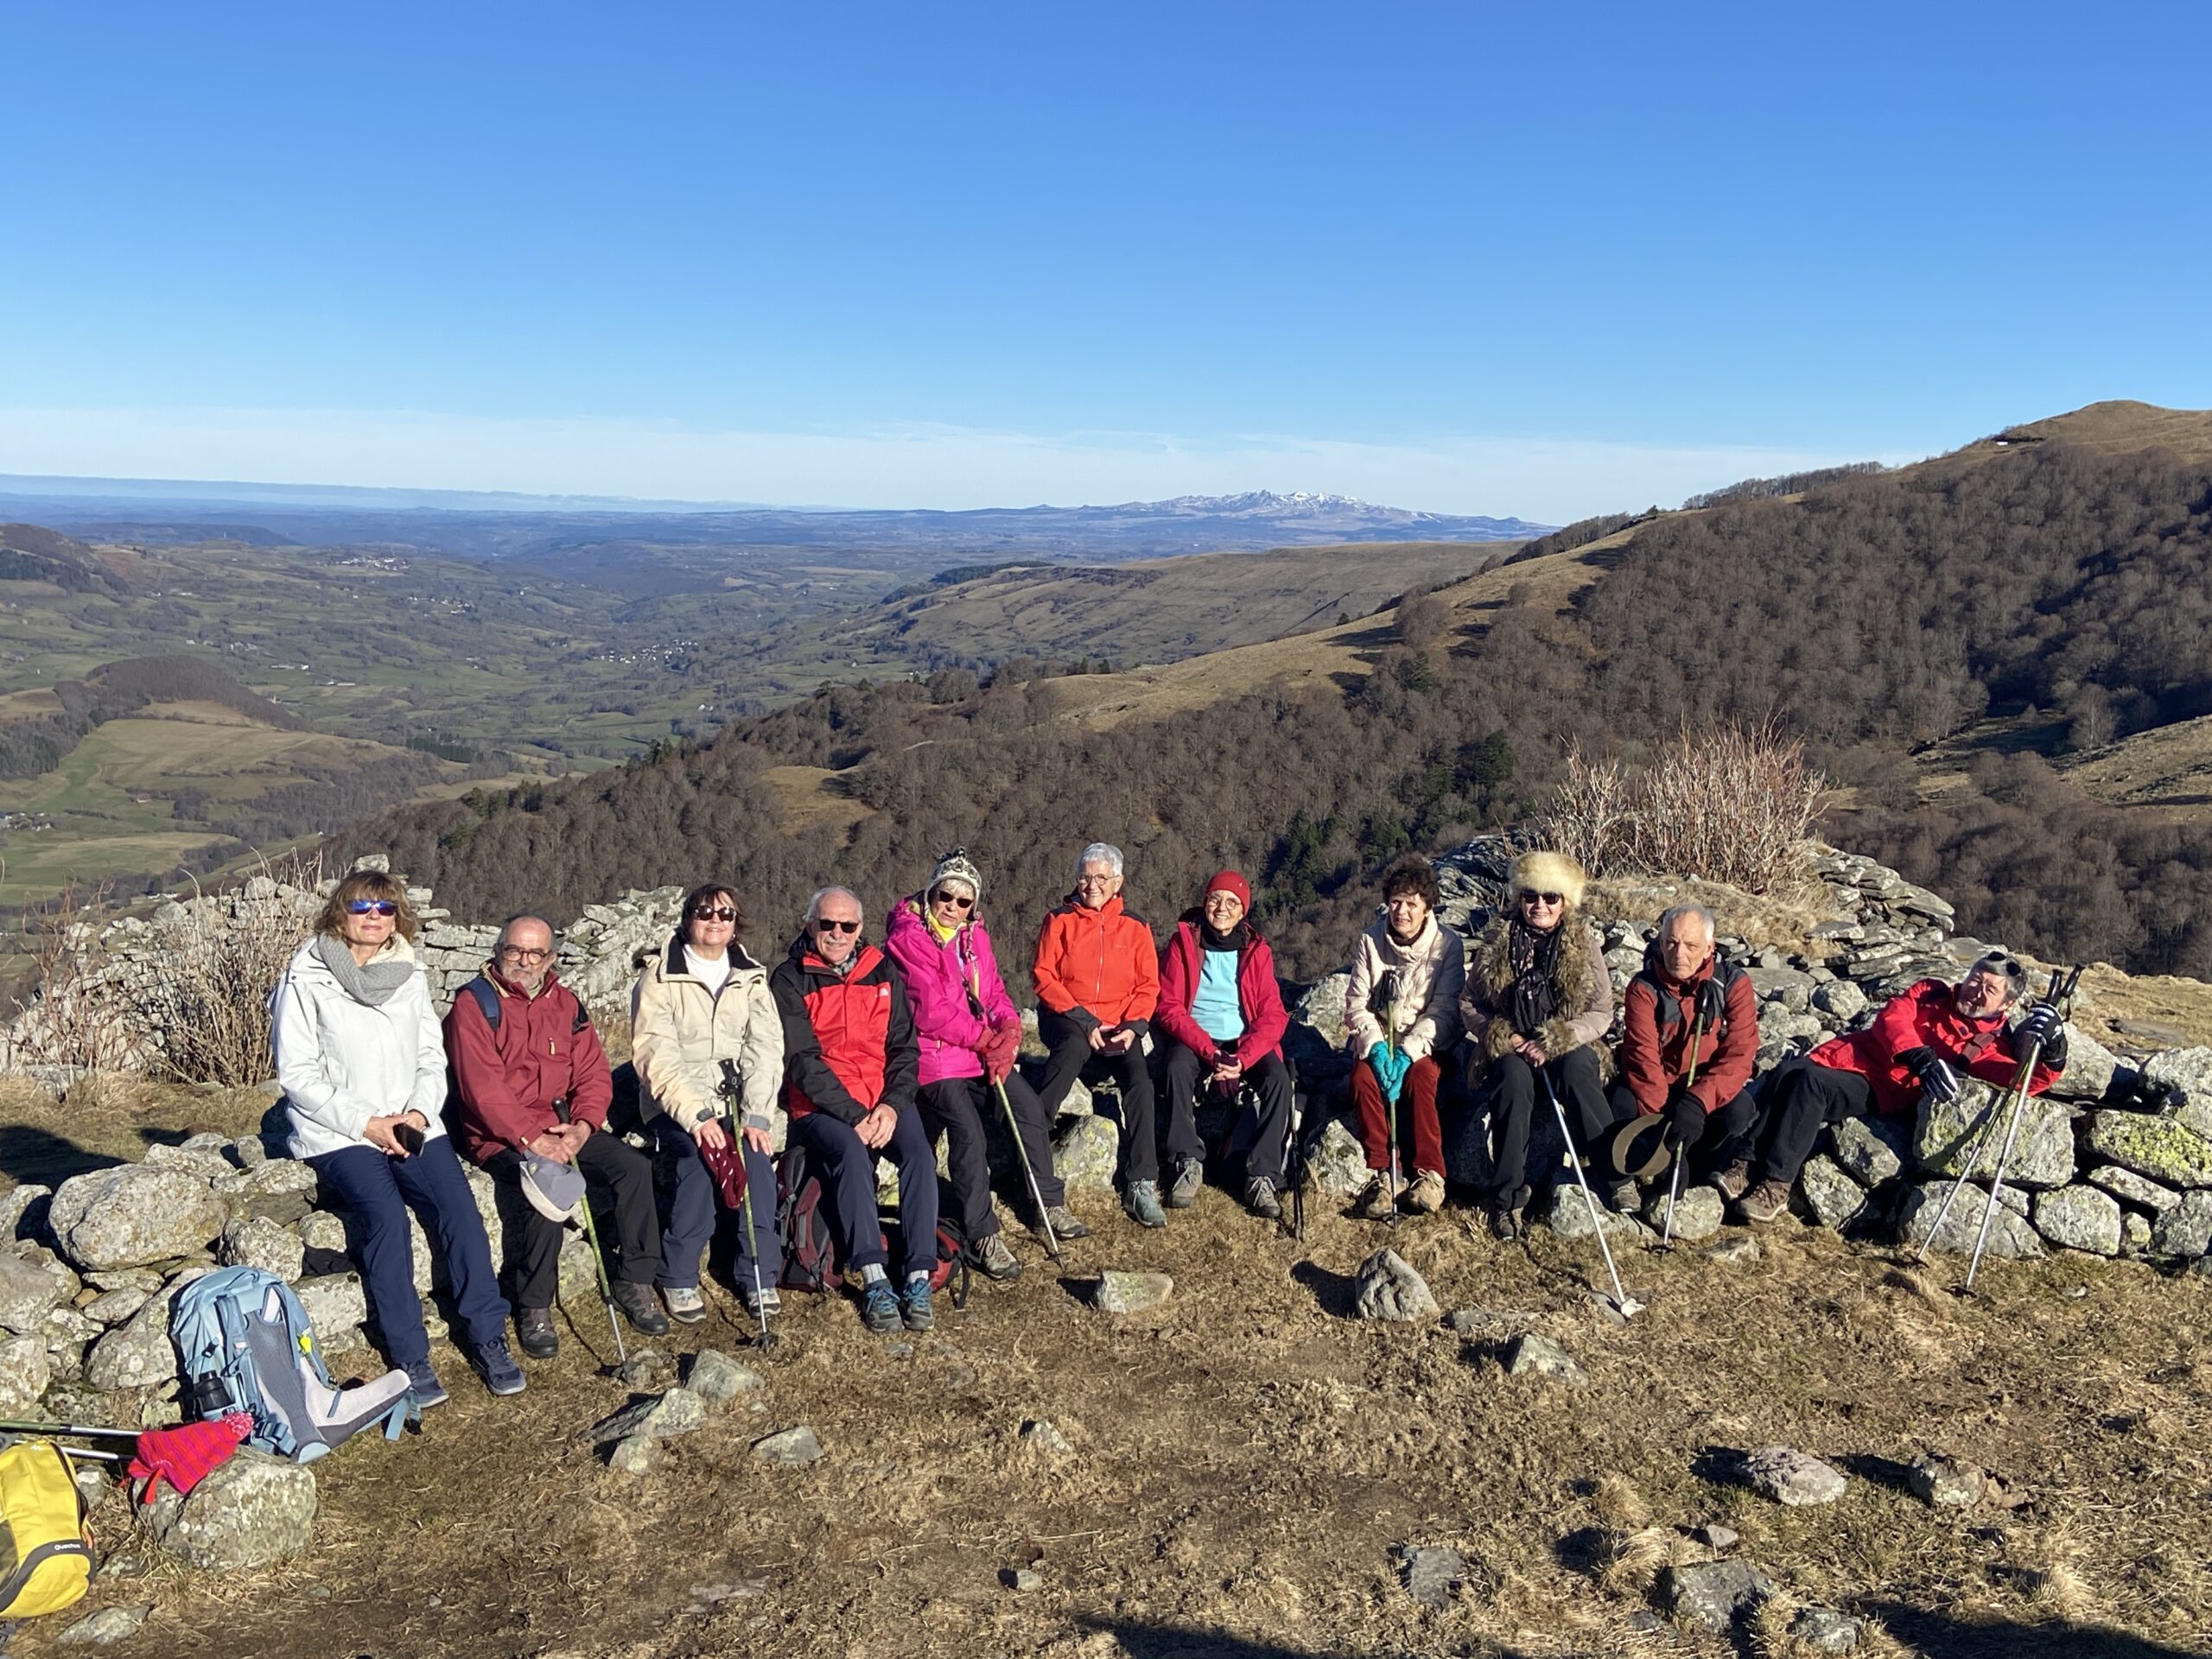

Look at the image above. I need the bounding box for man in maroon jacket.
[1608,905,1760,1206]
[446,914,668,1360]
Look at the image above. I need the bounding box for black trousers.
[1751,1058,1876,1186]
[1603,1082,1762,1173]
[918,1071,1065,1240]
[1482,1045,1618,1205]
[483,1130,662,1311]
[1035,1010,1166,1185]
[1161,1040,1294,1185]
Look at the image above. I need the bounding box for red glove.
[983,1021,1021,1084]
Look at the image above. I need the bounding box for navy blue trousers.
[789,1106,939,1281]
[656,1117,781,1290]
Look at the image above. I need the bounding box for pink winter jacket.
[885,894,1018,1088]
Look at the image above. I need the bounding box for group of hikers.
[270,842,2070,1402]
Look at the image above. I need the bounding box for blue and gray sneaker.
[404,1359,449,1410]
[860,1278,903,1334]
[899,1273,936,1332]
[473,1338,526,1397]
[1123,1179,1166,1229]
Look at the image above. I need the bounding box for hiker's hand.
[1210,1057,1243,1086]
[694,1116,731,1152]
[561,1121,593,1153]
[857,1104,896,1149]
[742,1123,773,1156]
[529,1130,575,1164]
[1665,1088,1705,1146]
[2018,1001,2063,1047]
[1086,1024,1109,1052]
[365,1114,411,1157]
[1105,1027,1136,1053]
[1516,1036,1549,1067]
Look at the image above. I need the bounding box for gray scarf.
[315,933,416,1007]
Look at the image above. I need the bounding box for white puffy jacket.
[1344,910,1466,1064]
[271,935,448,1160]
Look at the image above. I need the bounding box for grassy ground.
[8,1080,2212,1659]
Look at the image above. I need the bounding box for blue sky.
[2,3,2207,520]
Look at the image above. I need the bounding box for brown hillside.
[1966,398,2212,462]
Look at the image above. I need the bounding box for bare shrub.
[11,882,137,1070]
[1544,724,1824,894]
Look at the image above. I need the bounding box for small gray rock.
[1007,1567,1044,1592]
[213,1158,319,1203]
[148,1446,316,1569]
[1659,1558,1779,1632]
[0,1333,53,1416]
[752,1426,824,1465]
[86,1276,191,1392]
[1792,1606,1864,1653]
[1544,1185,1646,1242]
[617,1350,672,1389]
[1392,1542,1465,1608]
[80,1285,154,1327]
[218,1215,305,1281]
[2088,1165,2181,1213]
[1811,979,1869,1022]
[57,1605,153,1646]
[1740,1445,1847,1506]
[588,1387,706,1443]
[1906,1455,1982,1509]
[1501,1332,1585,1384]
[1306,1116,1372,1198]
[1691,1522,1739,1552]
[1704,1235,1761,1266]
[607,1434,658,1476]
[1828,1114,1908,1185]
[1641,1183,1724,1242]
[1051,1114,1120,1194]
[297,1210,350,1253]
[2032,1185,2122,1256]
[1092,1270,1173,1313]
[686,1350,764,1403]
[1353,1249,1439,1323]
[1020,1419,1072,1455]
[0,1249,67,1335]
[1798,1154,1870,1230]
[291,1273,368,1334]
[0,1182,54,1243]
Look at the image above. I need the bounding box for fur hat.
[928,849,984,903]
[1507,849,1587,911]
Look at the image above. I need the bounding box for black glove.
[2016,1001,2063,1050]
[1900,1045,1961,1105]
[2038,1027,2069,1071]
[1665,1085,1706,1147]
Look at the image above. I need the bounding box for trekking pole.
[995,1078,1063,1264]
[1541,1068,1642,1318]
[1961,966,2083,1294]
[719,1058,778,1352]
[0,1421,141,1441]
[1657,1010,1706,1251]
[554,1100,626,1369]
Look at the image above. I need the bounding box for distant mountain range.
[0,476,1551,563]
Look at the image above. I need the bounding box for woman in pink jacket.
[886,850,1090,1281]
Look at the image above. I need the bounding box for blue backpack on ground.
[171,1268,415,1463]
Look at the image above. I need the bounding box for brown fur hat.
[1507,849,1587,912]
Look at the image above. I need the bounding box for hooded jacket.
[630,934,782,1134]
[1618,947,1758,1115]
[1463,911,1614,1070]
[1344,910,1465,1065]
[443,966,613,1165]
[1156,912,1289,1069]
[769,936,919,1126]
[1033,892,1159,1032]
[884,893,1016,1088]
[272,934,448,1161]
[1808,976,2063,1116]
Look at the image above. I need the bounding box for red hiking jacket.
[1155,914,1289,1070]
[1033,892,1159,1029]
[1619,951,1760,1115]
[1808,976,2062,1116]
[769,938,919,1126]
[443,968,613,1164]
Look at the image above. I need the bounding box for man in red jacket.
[1737,950,2068,1222]
[1155,870,1294,1220]
[446,915,668,1361]
[1610,905,1760,1208]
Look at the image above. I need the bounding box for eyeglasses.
[690,906,736,923]
[814,918,861,935]
[1522,892,1565,906]
[346,899,399,917]
[930,890,975,911]
[499,946,551,963]
[1076,874,1117,888]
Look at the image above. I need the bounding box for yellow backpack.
[0,1440,94,1618]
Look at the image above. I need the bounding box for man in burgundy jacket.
[445,914,668,1359]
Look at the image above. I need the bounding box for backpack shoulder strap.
[461,976,502,1034]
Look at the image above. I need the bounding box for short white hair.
[1077,842,1124,880]
[806,886,862,925]
[1656,904,1716,941]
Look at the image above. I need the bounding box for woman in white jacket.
[631,881,785,1322]
[272,869,519,1407]
[1344,854,1465,1219]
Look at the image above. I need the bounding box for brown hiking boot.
[1737,1179,1792,1224]
[1712,1161,1753,1202]
[1486,1199,1523,1242]
[1354,1173,1402,1220]
[1405,1169,1446,1214]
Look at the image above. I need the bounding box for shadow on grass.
[1866,1605,2202,1657]
[1079,1618,1538,1658]
[1287,1260,1358,1319]
[0,1122,120,1187]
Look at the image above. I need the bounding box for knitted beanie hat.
[929,849,984,903]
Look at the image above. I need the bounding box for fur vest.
[1462,912,1615,1077]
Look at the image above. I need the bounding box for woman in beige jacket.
[631,881,784,1320]
[1343,854,1465,1218]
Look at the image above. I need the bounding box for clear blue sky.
[3,3,2207,520]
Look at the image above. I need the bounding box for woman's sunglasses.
[346,899,400,917]
[930,890,975,911]
[1521,891,1566,906]
[814,918,861,935]
[690,906,737,923]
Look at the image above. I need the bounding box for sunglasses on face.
[930,890,975,911]
[1522,892,1565,906]
[346,899,399,917]
[1980,952,2027,982]
[814,918,861,935]
[690,906,736,923]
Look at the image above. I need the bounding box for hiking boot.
[514,1305,558,1361]
[1244,1175,1282,1220]
[661,1284,707,1325]
[1737,1179,1793,1224]
[1406,1169,1446,1215]
[1038,1204,1090,1242]
[899,1274,936,1332]
[741,1283,782,1319]
[1354,1173,1402,1220]
[612,1280,671,1337]
[1485,1187,1529,1242]
[1166,1158,1205,1210]
[860,1278,902,1334]
[403,1359,449,1410]
[1712,1160,1754,1202]
[969,1230,1023,1281]
[473,1338,526,1397]
[1607,1178,1643,1214]
[1123,1180,1166,1229]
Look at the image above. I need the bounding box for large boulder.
[2032,1185,2122,1256]
[1915,1083,2075,1190]
[2044,1026,2121,1103]
[2083,1112,2212,1188]
[2143,1049,2212,1137]
[47,1166,228,1271]
[2150,1192,2212,1259]
[148,1447,317,1569]
[2088,1166,2182,1214]
[85,1272,194,1391]
[1897,1182,2043,1260]
[1798,1156,1870,1230]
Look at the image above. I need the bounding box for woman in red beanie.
[1154,869,1296,1219]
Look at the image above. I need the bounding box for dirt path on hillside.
[21,1179,2212,1659]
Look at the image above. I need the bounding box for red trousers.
[1351,1054,1444,1178]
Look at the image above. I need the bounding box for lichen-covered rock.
[148,1446,316,1569]
[1660,1559,1780,1632]
[0,1183,53,1243]
[1828,1115,1909,1186]
[212,1158,319,1204]
[142,1142,233,1181]
[86,1274,194,1391]
[1092,1270,1173,1313]
[0,1249,66,1335]
[82,1285,155,1327]
[298,1210,349,1253]
[2088,1166,2181,1213]
[1897,1182,2044,1260]
[0,1332,52,1414]
[1501,1332,1584,1382]
[1051,1113,1119,1194]
[1641,1183,1724,1241]
[218,1216,305,1281]
[2122,1211,2153,1255]
[686,1349,765,1402]
[47,1166,229,1271]
[1915,1083,2075,1190]
[1543,1185,1646,1242]
[1797,1155,1869,1230]
[1906,1456,1982,1509]
[2083,1112,2212,1188]
[2032,1185,2122,1256]
[1353,1249,1438,1323]
[1308,1116,1371,1198]
[2150,1192,2212,1259]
